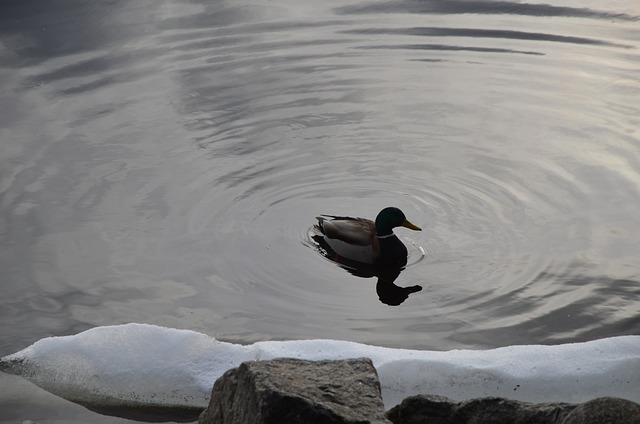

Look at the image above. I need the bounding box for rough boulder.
[199,357,390,424]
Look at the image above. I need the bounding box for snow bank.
[1,323,638,409]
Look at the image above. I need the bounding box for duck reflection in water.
[312,207,423,306]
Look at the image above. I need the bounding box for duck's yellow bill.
[402,219,422,231]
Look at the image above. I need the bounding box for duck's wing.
[316,215,375,246]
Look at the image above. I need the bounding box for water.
[1,0,639,421]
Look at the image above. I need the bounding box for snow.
[1,323,639,410]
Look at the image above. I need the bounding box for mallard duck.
[314,207,421,267]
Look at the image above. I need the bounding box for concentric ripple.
[154,0,640,348]
[1,0,639,354]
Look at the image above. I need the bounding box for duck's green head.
[375,207,422,236]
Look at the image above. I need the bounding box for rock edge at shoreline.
[199,358,640,424]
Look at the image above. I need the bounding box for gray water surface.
[1,0,639,421]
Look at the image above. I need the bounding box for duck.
[314,207,421,267]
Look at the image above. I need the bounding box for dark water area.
[1,0,639,422]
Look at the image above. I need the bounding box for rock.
[385,395,456,424]
[455,397,575,424]
[386,394,576,424]
[562,397,640,424]
[386,395,640,424]
[199,357,391,424]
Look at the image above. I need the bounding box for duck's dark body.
[376,234,409,267]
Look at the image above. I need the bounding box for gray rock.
[199,357,391,424]
[386,394,576,424]
[385,395,456,424]
[562,397,640,424]
[455,397,576,424]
